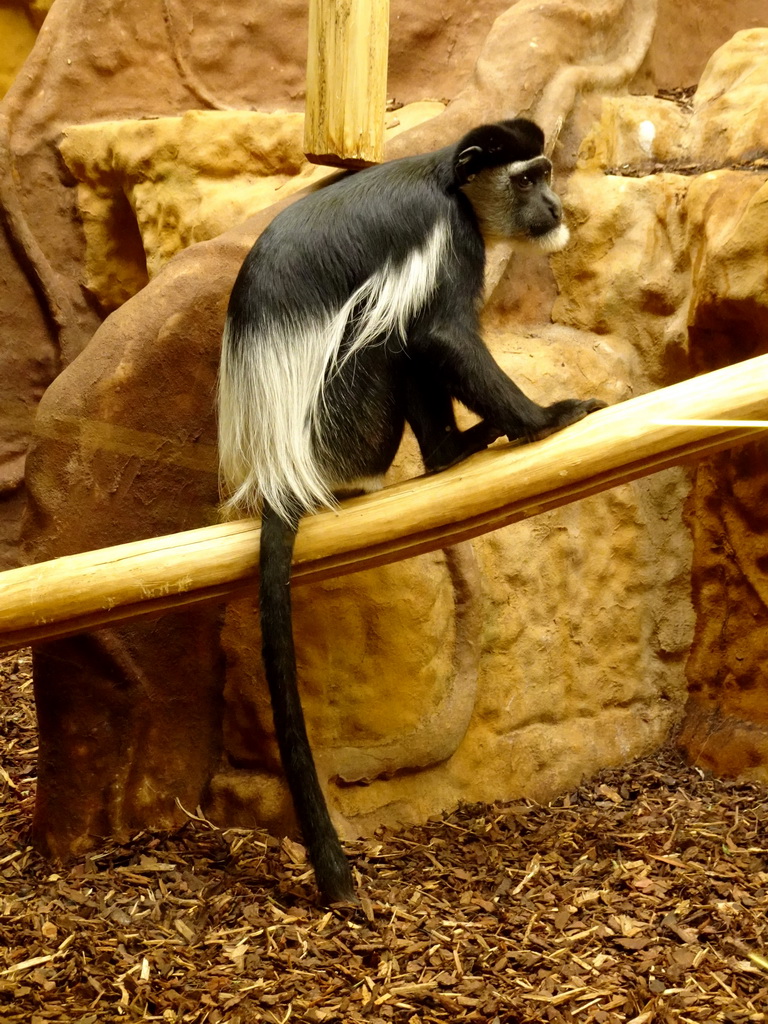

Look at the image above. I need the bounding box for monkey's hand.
[526,397,607,442]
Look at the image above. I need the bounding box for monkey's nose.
[545,193,562,223]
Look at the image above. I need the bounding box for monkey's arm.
[414,322,603,443]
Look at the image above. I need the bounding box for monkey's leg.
[404,367,502,472]
[418,326,605,442]
[260,504,355,903]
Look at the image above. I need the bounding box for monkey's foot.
[425,420,505,473]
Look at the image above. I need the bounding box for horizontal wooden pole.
[2,354,768,651]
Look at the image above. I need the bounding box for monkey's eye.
[514,174,534,191]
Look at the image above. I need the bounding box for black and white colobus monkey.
[218,118,604,903]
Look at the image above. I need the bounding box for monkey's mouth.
[533,222,570,253]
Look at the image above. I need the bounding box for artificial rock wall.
[1,0,767,857]
[555,30,768,779]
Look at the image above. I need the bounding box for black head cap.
[454,119,545,185]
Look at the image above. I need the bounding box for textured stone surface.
[210,326,690,839]
[678,159,768,779]
[551,172,692,382]
[58,102,443,310]
[553,29,768,782]
[0,0,763,571]
[687,171,768,350]
[24,237,228,857]
[4,2,768,858]
[642,0,766,92]
[687,29,768,165]
[0,4,37,98]
[0,0,509,570]
[577,96,689,171]
[677,449,768,783]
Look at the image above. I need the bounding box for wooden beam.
[2,354,768,651]
[303,0,390,168]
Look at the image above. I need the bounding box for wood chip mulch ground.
[1,649,767,1023]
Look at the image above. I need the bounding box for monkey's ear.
[454,120,546,185]
[455,145,484,184]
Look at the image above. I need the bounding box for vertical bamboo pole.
[304,0,390,167]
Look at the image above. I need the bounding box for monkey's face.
[462,155,570,251]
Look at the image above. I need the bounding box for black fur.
[259,504,355,899]
[221,119,604,903]
[454,119,545,184]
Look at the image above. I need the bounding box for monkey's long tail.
[259,503,356,904]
